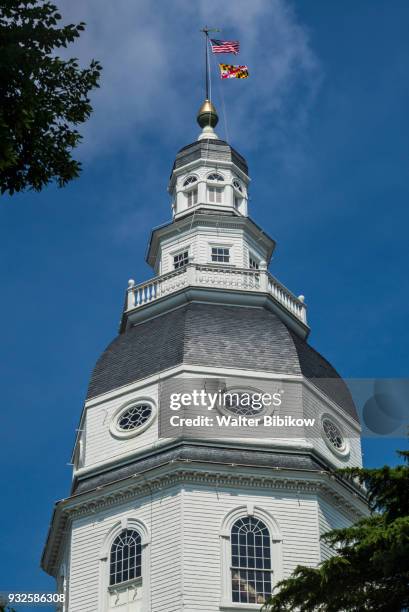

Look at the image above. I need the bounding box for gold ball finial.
[197,99,219,129]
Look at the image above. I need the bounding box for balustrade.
[126,264,307,325]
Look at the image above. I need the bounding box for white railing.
[267,276,306,323]
[126,263,307,325]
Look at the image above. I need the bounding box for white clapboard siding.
[318,496,352,562]
[160,232,199,275]
[68,486,182,612]
[159,226,264,275]
[181,484,320,611]
[65,481,359,611]
[302,385,362,469]
[82,383,159,469]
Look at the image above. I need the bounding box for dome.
[87,302,358,422]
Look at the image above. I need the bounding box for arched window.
[232,178,243,193]
[110,529,142,586]
[231,517,272,604]
[207,173,224,204]
[183,176,198,208]
[183,175,197,187]
[207,173,224,182]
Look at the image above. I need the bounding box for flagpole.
[205,28,209,100]
[200,26,220,100]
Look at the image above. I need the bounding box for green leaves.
[262,445,409,611]
[0,0,102,194]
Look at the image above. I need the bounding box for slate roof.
[87,303,358,422]
[73,443,328,495]
[172,139,249,176]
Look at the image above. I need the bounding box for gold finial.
[197,99,219,129]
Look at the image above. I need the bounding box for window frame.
[208,185,224,204]
[249,254,260,270]
[182,175,199,209]
[218,386,270,419]
[99,518,151,612]
[232,178,244,193]
[320,413,350,457]
[207,172,225,183]
[233,178,245,211]
[234,194,242,210]
[173,249,190,270]
[186,186,198,208]
[211,246,231,264]
[219,506,282,610]
[109,398,156,440]
[109,528,142,587]
[183,175,198,188]
[231,517,272,605]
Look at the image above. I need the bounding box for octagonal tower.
[42,101,367,612]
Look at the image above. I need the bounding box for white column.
[259,261,268,292]
[198,179,206,205]
[225,184,234,209]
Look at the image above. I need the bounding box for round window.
[118,404,152,430]
[322,417,346,453]
[223,390,264,417]
[110,400,155,439]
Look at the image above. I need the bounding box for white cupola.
[168,100,250,219]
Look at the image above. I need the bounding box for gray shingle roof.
[73,443,327,495]
[172,139,249,176]
[87,303,358,422]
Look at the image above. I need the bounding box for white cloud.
[59,0,321,163]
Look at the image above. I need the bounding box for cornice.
[42,460,367,577]
[146,213,276,268]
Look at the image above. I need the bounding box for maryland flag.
[219,64,249,79]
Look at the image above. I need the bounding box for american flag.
[210,39,240,55]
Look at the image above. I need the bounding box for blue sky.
[0,0,408,605]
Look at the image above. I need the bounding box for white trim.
[171,158,250,183]
[209,242,233,264]
[218,385,273,418]
[171,246,190,270]
[232,178,245,195]
[83,363,361,431]
[79,366,360,473]
[219,506,283,609]
[320,413,350,458]
[185,186,198,208]
[182,173,199,188]
[220,605,269,611]
[207,184,224,204]
[248,251,260,270]
[109,398,156,440]
[206,171,225,182]
[56,562,68,612]
[98,518,151,612]
[84,366,301,409]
